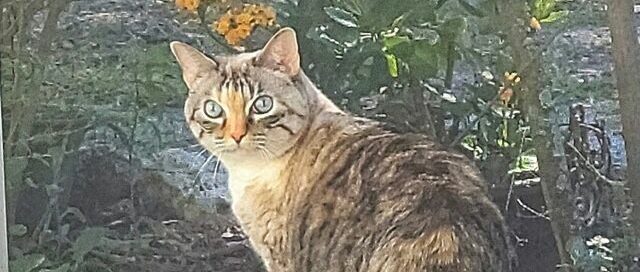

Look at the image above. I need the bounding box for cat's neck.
[222,154,290,201]
[294,71,342,115]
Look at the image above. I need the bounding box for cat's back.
[282,115,513,272]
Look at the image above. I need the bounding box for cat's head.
[170,28,311,163]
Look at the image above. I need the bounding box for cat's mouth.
[218,141,257,154]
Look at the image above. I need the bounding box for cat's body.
[170,28,513,272]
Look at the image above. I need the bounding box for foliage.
[272,0,540,178]
[531,0,569,24]
[2,0,638,271]
[571,235,640,272]
[9,225,110,272]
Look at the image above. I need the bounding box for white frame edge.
[0,94,9,271]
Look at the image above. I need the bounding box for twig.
[566,141,624,186]
[128,64,141,238]
[517,198,550,220]
[505,128,529,212]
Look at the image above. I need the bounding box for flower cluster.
[175,0,200,12]
[214,4,276,45]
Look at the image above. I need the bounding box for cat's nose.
[230,131,246,144]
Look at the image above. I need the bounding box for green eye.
[204,100,223,118]
[252,96,273,114]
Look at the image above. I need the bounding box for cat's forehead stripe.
[219,70,255,100]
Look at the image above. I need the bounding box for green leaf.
[403,2,437,25]
[47,138,67,180]
[570,237,589,260]
[324,7,358,28]
[70,227,107,262]
[40,263,72,272]
[387,39,442,77]
[358,0,416,30]
[458,0,485,17]
[382,36,410,50]
[4,157,28,187]
[9,253,46,272]
[414,41,439,61]
[9,224,28,237]
[444,100,474,117]
[339,0,362,16]
[436,0,451,9]
[539,10,568,23]
[384,54,399,77]
[533,0,556,19]
[439,17,467,40]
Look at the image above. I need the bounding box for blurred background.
[1,0,639,271]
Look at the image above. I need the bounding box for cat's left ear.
[169,41,218,90]
[256,27,300,77]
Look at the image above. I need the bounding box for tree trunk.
[0,94,8,272]
[606,0,640,233]
[499,3,574,271]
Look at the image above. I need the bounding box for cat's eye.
[252,96,273,114]
[204,100,224,118]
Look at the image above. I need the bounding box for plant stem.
[499,2,574,271]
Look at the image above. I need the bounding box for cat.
[170,27,514,272]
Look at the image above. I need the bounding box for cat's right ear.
[169,41,217,90]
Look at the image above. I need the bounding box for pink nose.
[230,130,246,143]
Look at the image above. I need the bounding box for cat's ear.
[169,41,217,90]
[256,27,300,77]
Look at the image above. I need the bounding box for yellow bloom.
[505,72,519,83]
[530,17,541,31]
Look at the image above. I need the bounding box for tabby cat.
[170,28,513,272]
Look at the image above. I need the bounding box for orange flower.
[215,13,233,34]
[254,5,276,26]
[236,12,253,26]
[212,4,277,46]
[530,17,541,31]
[175,0,200,12]
[224,24,252,45]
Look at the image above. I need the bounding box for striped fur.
[170,28,513,272]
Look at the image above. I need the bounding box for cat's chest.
[224,158,290,224]
[226,162,284,201]
[226,163,293,270]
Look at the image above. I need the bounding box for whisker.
[251,139,266,145]
[195,148,207,159]
[258,146,275,160]
[257,148,268,161]
[212,153,223,182]
[194,153,215,184]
